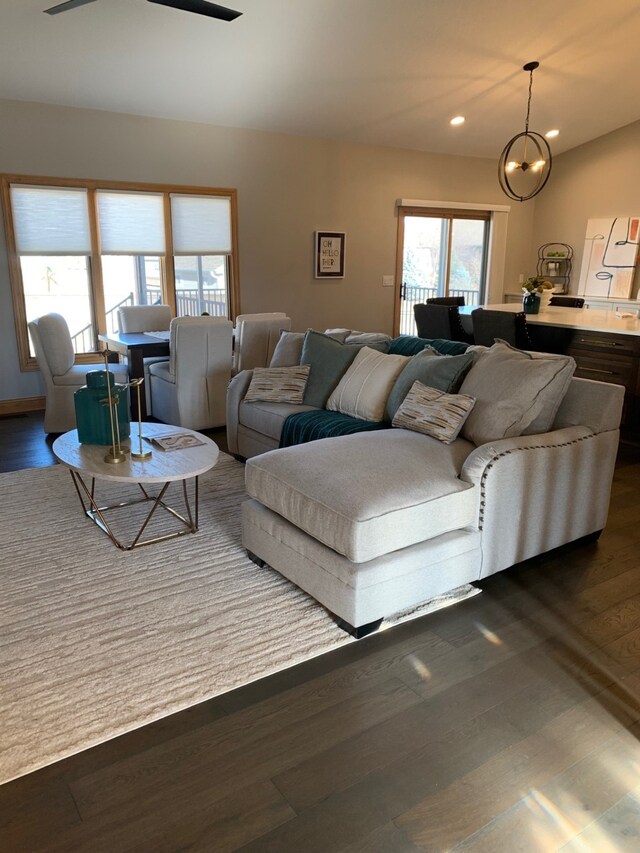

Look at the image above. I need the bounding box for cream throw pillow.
[392,381,476,444]
[326,347,409,422]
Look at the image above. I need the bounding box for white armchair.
[116,304,172,410]
[28,313,127,434]
[148,316,233,430]
[232,313,292,374]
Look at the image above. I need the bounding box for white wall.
[0,98,535,402]
[531,119,640,298]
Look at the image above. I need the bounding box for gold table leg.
[68,471,200,551]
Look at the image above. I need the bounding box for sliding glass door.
[396,207,489,335]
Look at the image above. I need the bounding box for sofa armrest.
[461,425,593,484]
[552,377,624,434]
[460,424,620,578]
[226,369,254,455]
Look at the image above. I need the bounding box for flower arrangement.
[522,276,554,296]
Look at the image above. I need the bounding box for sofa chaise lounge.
[227,332,624,636]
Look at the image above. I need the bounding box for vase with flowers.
[522,276,554,314]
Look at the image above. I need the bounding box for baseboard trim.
[0,396,45,416]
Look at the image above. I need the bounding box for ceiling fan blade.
[147,0,242,21]
[44,0,99,14]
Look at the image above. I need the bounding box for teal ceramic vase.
[74,370,130,445]
[523,292,541,315]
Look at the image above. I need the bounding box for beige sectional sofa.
[227,333,624,636]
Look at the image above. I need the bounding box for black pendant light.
[498,61,552,202]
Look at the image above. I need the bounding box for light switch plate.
[382,275,394,287]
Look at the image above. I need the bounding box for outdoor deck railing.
[69,286,228,353]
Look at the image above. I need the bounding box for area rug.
[0,455,478,785]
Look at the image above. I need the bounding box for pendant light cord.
[524,68,534,134]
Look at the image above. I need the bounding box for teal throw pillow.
[300,330,361,408]
[388,335,469,357]
[385,349,475,421]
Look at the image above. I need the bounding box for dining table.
[98,330,170,421]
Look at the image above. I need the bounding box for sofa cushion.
[326,347,409,422]
[269,331,305,367]
[323,328,351,343]
[280,410,391,448]
[388,335,469,357]
[344,332,392,351]
[245,429,477,563]
[244,365,310,404]
[239,400,318,441]
[392,381,476,444]
[459,340,576,445]
[300,330,361,408]
[385,349,474,420]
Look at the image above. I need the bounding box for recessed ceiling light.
[545,129,560,138]
[450,116,465,126]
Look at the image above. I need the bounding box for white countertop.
[464,303,640,337]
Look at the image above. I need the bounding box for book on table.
[145,433,206,451]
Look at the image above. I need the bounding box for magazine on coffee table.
[144,432,206,451]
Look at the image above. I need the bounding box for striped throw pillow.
[392,381,476,444]
[244,365,311,404]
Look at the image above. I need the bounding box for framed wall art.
[577,216,640,299]
[315,231,346,278]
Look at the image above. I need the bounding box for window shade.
[171,195,232,255]
[11,186,91,255]
[97,191,165,254]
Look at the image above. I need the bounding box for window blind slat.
[97,191,166,254]
[171,195,232,255]
[11,186,91,255]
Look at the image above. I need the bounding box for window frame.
[1,175,240,371]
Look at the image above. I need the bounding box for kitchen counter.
[462,303,640,337]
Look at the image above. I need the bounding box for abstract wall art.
[578,217,640,299]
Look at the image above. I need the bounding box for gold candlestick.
[102,349,127,464]
[130,378,151,460]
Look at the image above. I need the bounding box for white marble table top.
[53,422,219,483]
[461,303,640,337]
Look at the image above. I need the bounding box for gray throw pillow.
[385,349,475,421]
[459,340,576,445]
[300,330,362,408]
[269,330,305,367]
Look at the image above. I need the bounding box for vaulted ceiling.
[2,0,640,159]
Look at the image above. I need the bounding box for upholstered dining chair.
[232,313,292,374]
[426,296,466,306]
[116,304,172,334]
[148,316,233,429]
[549,296,585,308]
[28,312,128,434]
[471,308,532,349]
[116,304,173,410]
[413,303,473,344]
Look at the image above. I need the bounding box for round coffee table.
[53,422,219,550]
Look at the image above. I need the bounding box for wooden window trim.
[1,174,240,371]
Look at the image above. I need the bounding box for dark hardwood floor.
[1,413,640,851]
